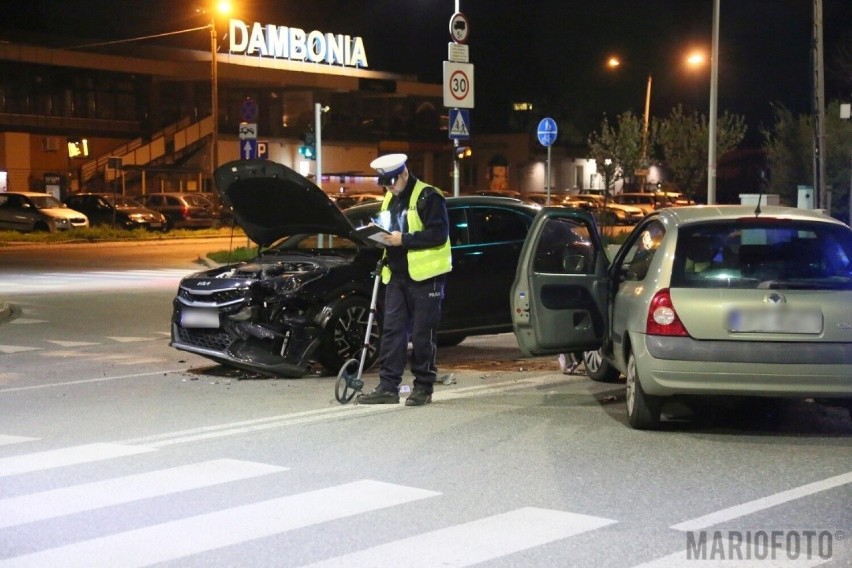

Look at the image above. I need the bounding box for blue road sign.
[537,117,558,147]
[448,108,471,139]
[241,139,258,160]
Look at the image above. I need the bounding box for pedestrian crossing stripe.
[302,507,617,567]
[0,459,287,529]
[45,340,100,347]
[0,345,42,354]
[0,443,156,478]
[0,480,440,568]
[0,435,39,446]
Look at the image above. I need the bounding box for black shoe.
[357,387,400,405]
[405,388,432,406]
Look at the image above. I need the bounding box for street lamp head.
[606,56,621,69]
[686,51,706,68]
[215,1,232,17]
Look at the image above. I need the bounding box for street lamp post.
[707,0,720,205]
[210,20,218,178]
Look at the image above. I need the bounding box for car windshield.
[671,219,852,290]
[29,195,64,209]
[183,195,213,207]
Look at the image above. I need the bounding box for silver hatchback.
[511,205,852,429]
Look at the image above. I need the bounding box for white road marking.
[8,319,46,324]
[0,369,188,392]
[45,340,100,347]
[0,480,440,568]
[0,345,42,354]
[0,435,38,446]
[0,443,156,477]
[0,459,287,529]
[302,507,617,567]
[106,336,160,343]
[671,471,852,531]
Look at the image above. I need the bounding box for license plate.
[181,308,220,328]
[728,308,822,334]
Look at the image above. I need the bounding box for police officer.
[357,154,452,406]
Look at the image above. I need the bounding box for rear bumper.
[635,335,852,398]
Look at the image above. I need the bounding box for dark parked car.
[140,192,219,230]
[64,193,168,231]
[170,159,539,377]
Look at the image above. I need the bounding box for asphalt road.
[0,240,850,567]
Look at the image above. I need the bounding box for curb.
[0,301,10,324]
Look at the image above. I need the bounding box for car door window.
[467,207,529,245]
[532,216,595,274]
[619,220,665,281]
[448,208,469,246]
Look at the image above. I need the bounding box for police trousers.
[377,275,445,394]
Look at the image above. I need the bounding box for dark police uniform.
[377,174,451,398]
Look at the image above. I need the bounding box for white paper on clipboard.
[355,223,392,246]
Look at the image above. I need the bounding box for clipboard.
[355,223,392,246]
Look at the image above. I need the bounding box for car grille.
[176,326,232,351]
[179,287,246,305]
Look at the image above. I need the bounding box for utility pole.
[812,0,828,212]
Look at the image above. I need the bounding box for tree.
[762,101,852,216]
[587,111,650,192]
[657,105,746,202]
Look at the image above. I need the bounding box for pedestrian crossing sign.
[448,108,470,139]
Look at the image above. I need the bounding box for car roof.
[657,204,847,226]
[344,195,540,215]
[3,191,54,197]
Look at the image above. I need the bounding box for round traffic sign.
[449,69,470,102]
[537,117,558,147]
[240,97,259,123]
[449,12,469,44]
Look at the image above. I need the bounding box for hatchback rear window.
[671,219,852,289]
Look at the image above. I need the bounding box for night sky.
[4,0,851,140]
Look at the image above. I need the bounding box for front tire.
[315,297,380,374]
[625,350,662,430]
[577,349,621,382]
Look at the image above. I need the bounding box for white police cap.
[370,153,408,183]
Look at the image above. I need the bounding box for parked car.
[613,192,674,215]
[0,191,89,232]
[511,205,852,429]
[334,192,385,210]
[572,193,644,224]
[170,159,539,377]
[141,192,220,230]
[64,193,168,231]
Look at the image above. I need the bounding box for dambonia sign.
[228,19,368,68]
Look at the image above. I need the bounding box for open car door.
[511,208,609,356]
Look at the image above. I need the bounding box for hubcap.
[584,350,603,374]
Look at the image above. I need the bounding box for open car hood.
[215,159,367,248]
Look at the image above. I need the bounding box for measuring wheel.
[335,358,364,404]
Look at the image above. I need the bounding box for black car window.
[167,196,181,206]
[671,220,852,289]
[467,207,530,245]
[146,195,162,206]
[448,208,469,246]
[532,216,595,274]
[620,220,665,281]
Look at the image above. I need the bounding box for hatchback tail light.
[181,206,190,219]
[646,288,689,336]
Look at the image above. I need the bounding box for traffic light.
[299,132,316,160]
[455,146,472,160]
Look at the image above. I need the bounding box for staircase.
[80,116,212,184]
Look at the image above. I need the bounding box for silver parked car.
[0,191,89,232]
[511,205,852,429]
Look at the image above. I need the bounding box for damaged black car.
[171,159,538,377]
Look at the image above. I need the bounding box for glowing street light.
[203,1,232,177]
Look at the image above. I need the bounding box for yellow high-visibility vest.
[380,180,452,283]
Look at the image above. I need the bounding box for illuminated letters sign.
[229,19,368,68]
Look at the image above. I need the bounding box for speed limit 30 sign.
[443,61,474,109]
